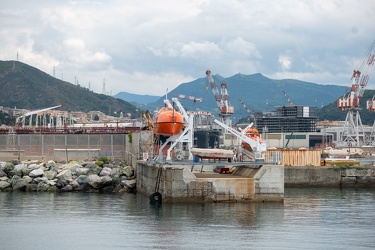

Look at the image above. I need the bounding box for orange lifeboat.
[154,107,184,136]
[241,128,263,151]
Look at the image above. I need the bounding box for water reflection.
[1,189,374,250]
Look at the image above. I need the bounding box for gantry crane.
[337,39,375,146]
[205,69,234,126]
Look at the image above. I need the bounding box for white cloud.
[180,41,221,58]
[279,55,292,71]
[63,38,85,50]
[1,0,375,95]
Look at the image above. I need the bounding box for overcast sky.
[1,0,375,96]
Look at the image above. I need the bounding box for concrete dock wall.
[136,162,284,203]
[285,166,375,187]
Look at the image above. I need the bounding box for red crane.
[205,69,234,125]
[337,40,375,110]
[367,94,375,112]
[336,39,375,146]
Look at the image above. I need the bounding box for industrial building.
[255,105,318,133]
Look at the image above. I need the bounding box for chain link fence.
[0,133,141,166]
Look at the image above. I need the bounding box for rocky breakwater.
[0,159,136,192]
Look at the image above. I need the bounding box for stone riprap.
[0,160,136,192]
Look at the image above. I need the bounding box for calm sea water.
[1,188,374,250]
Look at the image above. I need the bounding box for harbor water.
[1,188,374,249]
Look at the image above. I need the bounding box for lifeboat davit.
[154,107,184,136]
[241,128,263,151]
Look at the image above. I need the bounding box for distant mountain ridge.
[114,71,374,124]
[0,60,138,117]
[113,92,159,105]
[135,72,354,122]
[1,60,373,125]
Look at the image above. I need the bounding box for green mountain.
[316,89,375,125]
[113,92,160,105]
[0,60,138,116]
[142,73,371,123]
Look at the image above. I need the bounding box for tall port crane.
[205,69,234,126]
[337,39,375,146]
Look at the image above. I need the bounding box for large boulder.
[22,176,33,183]
[56,179,68,189]
[76,175,89,185]
[10,164,27,177]
[33,177,48,183]
[99,167,112,176]
[0,169,7,178]
[37,182,50,192]
[0,161,6,170]
[21,168,32,177]
[86,164,103,176]
[110,168,120,176]
[70,180,80,189]
[75,167,89,176]
[56,169,73,182]
[2,162,14,176]
[0,180,11,191]
[44,170,57,180]
[27,164,40,170]
[101,176,113,186]
[29,169,44,178]
[46,160,59,171]
[121,179,136,189]
[60,161,81,171]
[11,175,28,191]
[122,165,134,177]
[103,163,114,169]
[87,174,102,189]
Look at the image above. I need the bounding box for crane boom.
[173,94,202,103]
[281,90,295,106]
[238,99,252,115]
[213,119,266,160]
[205,70,222,109]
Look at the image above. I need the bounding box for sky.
[1,0,375,96]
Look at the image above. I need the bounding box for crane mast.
[205,69,234,126]
[336,39,375,146]
[281,90,295,106]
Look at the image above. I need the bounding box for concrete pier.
[136,161,284,203]
[284,166,375,187]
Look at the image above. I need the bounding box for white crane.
[205,69,234,126]
[281,90,295,106]
[214,119,267,161]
